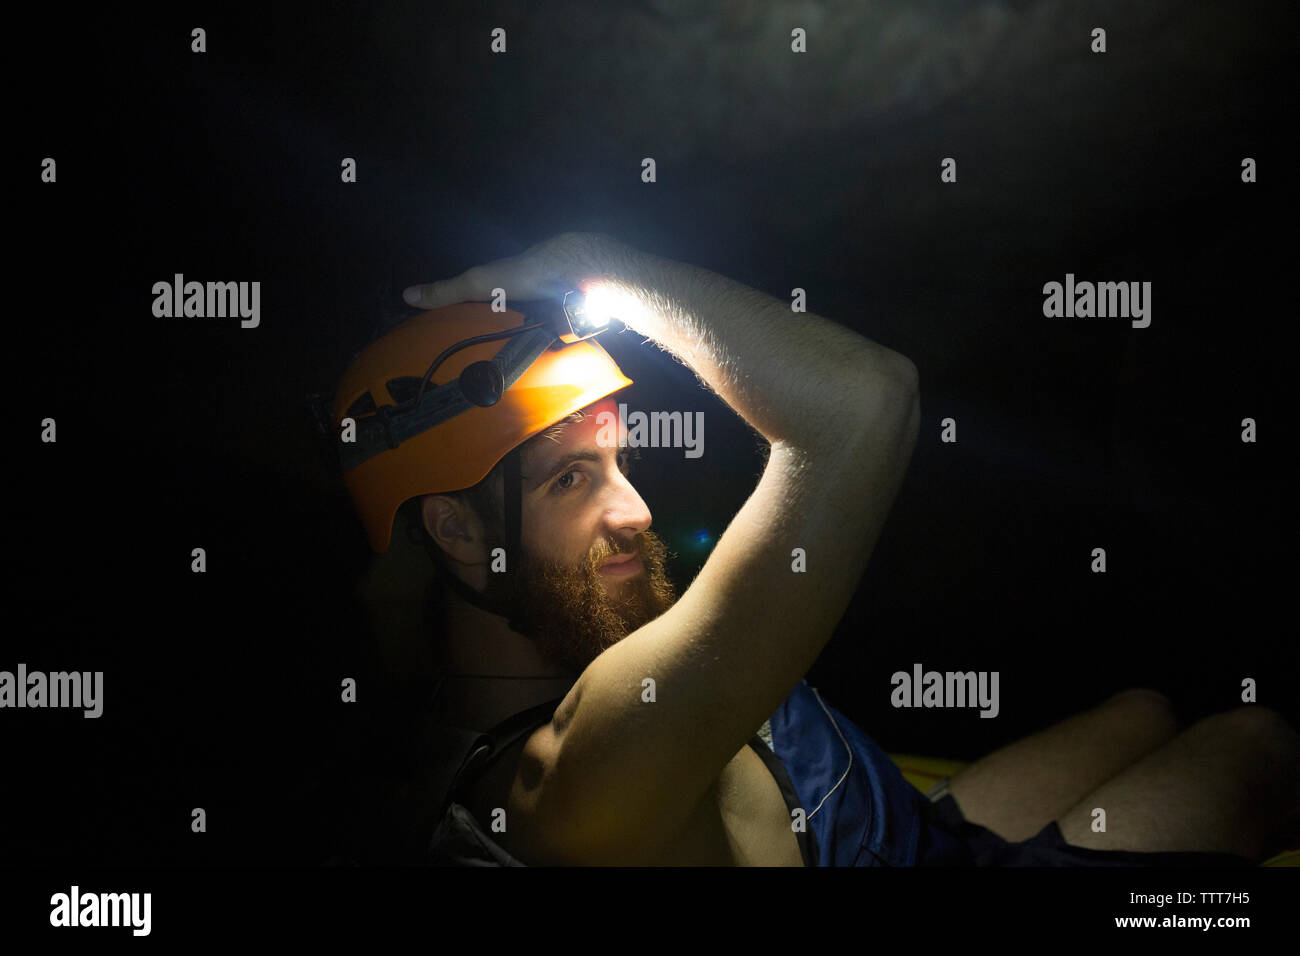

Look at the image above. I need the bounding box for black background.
[12,1,1295,867]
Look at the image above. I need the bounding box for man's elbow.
[873,349,918,394]
[842,348,919,423]
[895,354,919,391]
[834,340,918,390]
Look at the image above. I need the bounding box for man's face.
[486,397,678,674]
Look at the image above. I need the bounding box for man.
[336,232,1298,866]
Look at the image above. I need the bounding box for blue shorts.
[768,679,1259,867]
[768,679,926,866]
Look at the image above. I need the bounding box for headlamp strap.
[339,325,556,471]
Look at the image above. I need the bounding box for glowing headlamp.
[559,289,613,343]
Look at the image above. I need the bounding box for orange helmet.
[331,301,633,553]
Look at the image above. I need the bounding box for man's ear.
[421,494,488,566]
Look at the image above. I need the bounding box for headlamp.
[405,290,615,413]
[559,289,612,343]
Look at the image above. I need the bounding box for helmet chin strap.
[501,446,530,636]
[428,446,530,635]
[438,562,513,618]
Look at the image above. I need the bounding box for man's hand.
[403,232,612,309]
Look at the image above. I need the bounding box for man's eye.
[554,470,582,492]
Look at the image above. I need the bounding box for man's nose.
[603,469,652,536]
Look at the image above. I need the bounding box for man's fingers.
[401,283,435,308]
[401,234,594,310]
[402,272,479,309]
[403,257,527,310]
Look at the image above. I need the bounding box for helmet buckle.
[375,404,401,450]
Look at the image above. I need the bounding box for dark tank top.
[444,697,818,866]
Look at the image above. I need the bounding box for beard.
[487,529,678,675]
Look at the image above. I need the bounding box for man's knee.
[1212,706,1300,760]
[1104,687,1178,737]
[1108,687,1172,710]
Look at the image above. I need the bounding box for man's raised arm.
[582,233,917,446]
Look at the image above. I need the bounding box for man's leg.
[945,688,1179,842]
[1055,705,1300,861]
